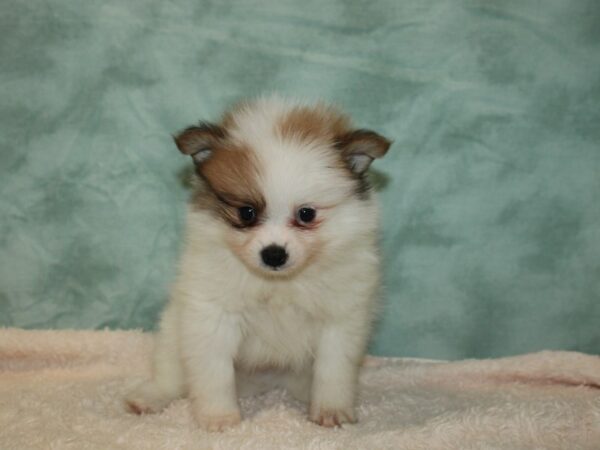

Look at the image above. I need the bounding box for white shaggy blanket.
[1,329,599,450]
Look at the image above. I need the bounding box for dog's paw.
[310,407,356,428]
[124,382,174,415]
[195,411,242,432]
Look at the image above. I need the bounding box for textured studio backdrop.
[1,0,599,359]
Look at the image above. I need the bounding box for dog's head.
[174,97,391,278]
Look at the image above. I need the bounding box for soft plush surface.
[1,0,599,359]
[1,329,600,449]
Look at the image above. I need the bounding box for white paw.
[310,407,356,428]
[195,411,242,432]
[124,381,175,415]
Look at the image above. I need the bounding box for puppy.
[125,97,391,431]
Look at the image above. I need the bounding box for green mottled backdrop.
[1,0,599,359]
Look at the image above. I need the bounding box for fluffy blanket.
[1,329,599,450]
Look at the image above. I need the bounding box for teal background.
[1,0,599,359]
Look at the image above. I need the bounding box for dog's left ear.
[335,130,392,174]
[173,122,226,165]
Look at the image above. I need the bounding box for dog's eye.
[296,207,316,225]
[238,206,257,225]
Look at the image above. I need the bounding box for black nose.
[260,244,288,269]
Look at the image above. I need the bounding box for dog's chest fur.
[237,297,318,369]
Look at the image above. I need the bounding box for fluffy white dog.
[126,97,391,431]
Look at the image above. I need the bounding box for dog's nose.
[260,244,288,269]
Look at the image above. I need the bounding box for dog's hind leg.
[125,303,185,414]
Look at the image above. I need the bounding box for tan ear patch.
[335,129,392,174]
[173,123,227,165]
[174,123,226,155]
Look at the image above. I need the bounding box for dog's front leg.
[181,305,242,432]
[310,323,366,427]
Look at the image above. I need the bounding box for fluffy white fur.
[126,97,389,431]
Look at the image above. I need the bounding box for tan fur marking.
[174,123,225,156]
[194,143,265,227]
[276,104,351,144]
[275,105,385,199]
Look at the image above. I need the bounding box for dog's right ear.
[173,122,226,165]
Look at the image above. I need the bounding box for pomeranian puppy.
[125,97,391,431]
